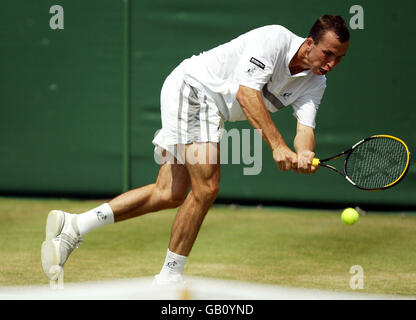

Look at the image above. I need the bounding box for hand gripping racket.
[312,135,411,191]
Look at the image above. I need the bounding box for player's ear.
[305,37,315,53]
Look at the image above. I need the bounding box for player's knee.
[194,180,219,203]
[208,182,220,199]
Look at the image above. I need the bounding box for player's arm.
[293,122,318,174]
[236,85,297,171]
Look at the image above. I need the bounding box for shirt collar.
[285,36,311,77]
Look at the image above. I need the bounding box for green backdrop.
[1,0,415,208]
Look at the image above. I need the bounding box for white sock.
[76,203,114,236]
[159,249,188,278]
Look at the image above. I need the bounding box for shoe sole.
[41,210,65,280]
[152,274,185,286]
[45,210,65,240]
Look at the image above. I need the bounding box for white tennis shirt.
[179,25,327,128]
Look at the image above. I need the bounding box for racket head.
[343,135,411,191]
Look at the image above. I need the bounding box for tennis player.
[41,15,350,284]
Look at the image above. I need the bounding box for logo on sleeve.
[280,92,293,100]
[245,67,256,76]
[249,57,265,70]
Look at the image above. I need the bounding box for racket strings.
[346,137,408,189]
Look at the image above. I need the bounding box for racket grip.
[312,158,320,167]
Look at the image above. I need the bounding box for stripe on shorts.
[177,81,186,143]
[178,81,214,144]
[202,94,209,141]
[187,85,201,142]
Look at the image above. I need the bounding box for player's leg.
[155,142,220,283]
[108,159,190,222]
[41,159,190,280]
[74,160,191,235]
[169,142,220,255]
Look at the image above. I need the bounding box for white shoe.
[152,273,184,286]
[41,210,82,280]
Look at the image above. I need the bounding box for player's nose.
[326,59,336,70]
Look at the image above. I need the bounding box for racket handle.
[312,158,320,167]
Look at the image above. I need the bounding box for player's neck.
[289,41,310,75]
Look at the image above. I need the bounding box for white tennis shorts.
[152,66,225,164]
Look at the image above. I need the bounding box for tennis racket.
[312,135,411,191]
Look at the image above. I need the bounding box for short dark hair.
[308,15,350,44]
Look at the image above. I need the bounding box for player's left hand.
[295,150,318,174]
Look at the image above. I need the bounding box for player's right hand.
[272,145,298,171]
[297,150,318,174]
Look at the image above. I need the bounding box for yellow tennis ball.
[341,208,359,225]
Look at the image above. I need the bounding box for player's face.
[307,31,349,76]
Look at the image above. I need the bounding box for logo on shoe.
[95,210,107,221]
[166,261,177,269]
